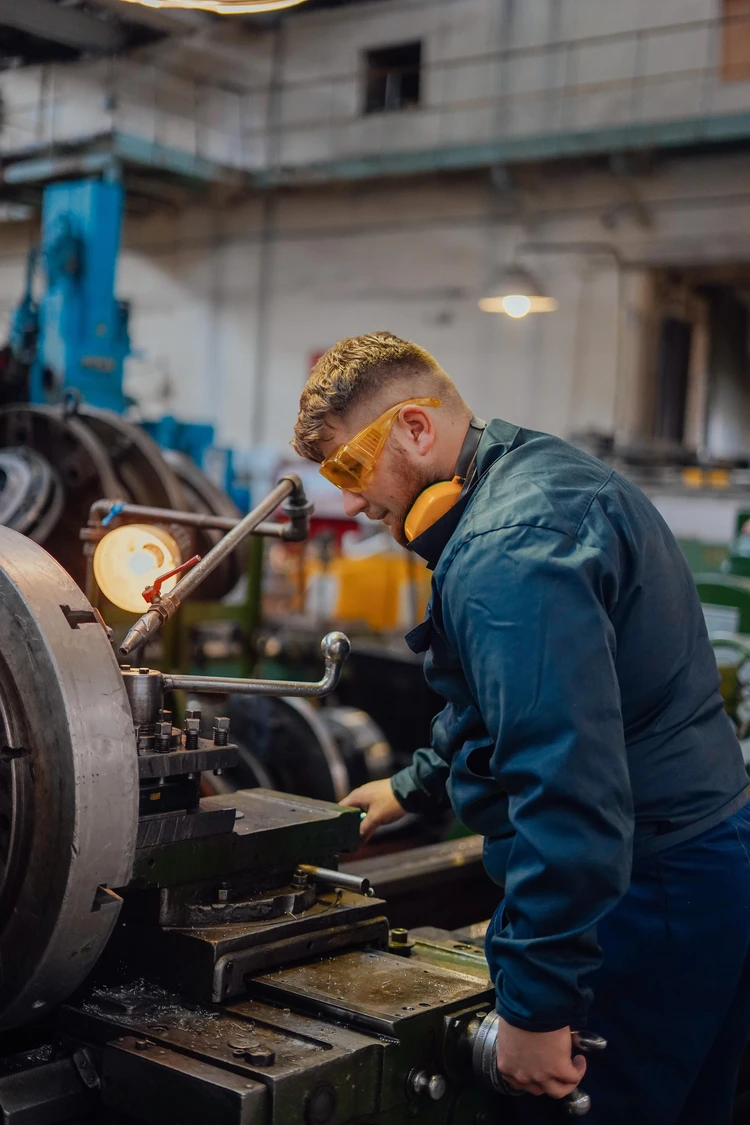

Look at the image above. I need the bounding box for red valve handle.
[142,555,201,604]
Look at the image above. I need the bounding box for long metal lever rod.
[87,499,300,540]
[163,632,351,698]
[120,476,303,656]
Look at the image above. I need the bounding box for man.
[292,331,750,1124]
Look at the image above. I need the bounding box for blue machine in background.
[142,414,249,509]
[11,178,132,414]
[6,175,244,505]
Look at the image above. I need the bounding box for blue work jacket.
[391,419,748,1032]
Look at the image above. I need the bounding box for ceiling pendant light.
[478,265,558,318]
[119,0,309,14]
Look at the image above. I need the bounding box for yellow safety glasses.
[320,397,441,493]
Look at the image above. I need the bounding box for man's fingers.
[540,1055,587,1099]
[501,1054,586,1099]
[359,811,377,841]
[340,790,368,810]
[543,1077,583,1099]
[502,1076,545,1096]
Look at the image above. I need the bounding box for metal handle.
[161,631,351,699]
[468,1010,597,1116]
[142,554,201,604]
[120,477,306,656]
[573,1031,607,1053]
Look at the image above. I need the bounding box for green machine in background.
[694,512,750,750]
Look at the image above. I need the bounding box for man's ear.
[399,407,436,456]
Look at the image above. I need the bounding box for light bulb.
[118,0,308,11]
[93,524,181,614]
[502,295,532,319]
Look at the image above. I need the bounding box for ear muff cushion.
[404,479,463,541]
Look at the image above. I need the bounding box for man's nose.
[341,490,367,517]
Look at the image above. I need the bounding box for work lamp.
[93,523,182,614]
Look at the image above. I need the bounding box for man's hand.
[496,1017,586,1099]
[340,778,407,842]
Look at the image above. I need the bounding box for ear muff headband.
[404,417,486,542]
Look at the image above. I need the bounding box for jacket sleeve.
[442,524,633,1032]
[390,706,456,814]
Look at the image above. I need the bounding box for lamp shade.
[93,523,182,614]
[478,266,558,317]
[119,0,308,13]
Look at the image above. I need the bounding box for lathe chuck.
[0,526,138,1029]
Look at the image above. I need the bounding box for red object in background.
[308,350,328,372]
[309,516,360,549]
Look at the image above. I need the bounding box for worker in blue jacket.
[292,331,750,1124]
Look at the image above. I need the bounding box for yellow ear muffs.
[404,477,464,542]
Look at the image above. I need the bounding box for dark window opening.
[364,41,422,114]
[655,316,693,444]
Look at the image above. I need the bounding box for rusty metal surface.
[113,891,389,1004]
[251,948,494,1037]
[68,986,385,1125]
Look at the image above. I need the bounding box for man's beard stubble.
[380,448,443,548]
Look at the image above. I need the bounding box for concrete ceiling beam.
[0,0,126,52]
[91,0,210,34]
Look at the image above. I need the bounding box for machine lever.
[573,1031,607,1053]
[161,631,351,700]
[142,555,201,604]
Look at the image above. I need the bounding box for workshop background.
[1,4,750,1122]
[0,0,750,461]
[4,0,750,764]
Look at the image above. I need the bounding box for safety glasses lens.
[319,461,365,492]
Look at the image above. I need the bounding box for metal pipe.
[120,477,301,656]
[87,499,298,539]
[297,863,373,897]
[162,631,350,698]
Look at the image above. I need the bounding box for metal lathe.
[0,475,595,1124]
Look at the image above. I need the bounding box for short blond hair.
[293,331,461,461]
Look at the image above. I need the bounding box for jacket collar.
[407,418,522,570]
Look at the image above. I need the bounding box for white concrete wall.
[4,146,750,459]
[0,0,742,174]
[0,147,734,458]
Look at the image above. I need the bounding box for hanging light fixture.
[478,265,558,318]
[119,0,309,14]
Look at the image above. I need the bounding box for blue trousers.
[508,802,750,1125]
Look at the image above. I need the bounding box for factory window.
[364,42,422,114]
[722,0,750,81]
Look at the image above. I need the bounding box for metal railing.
[1,11,750,180]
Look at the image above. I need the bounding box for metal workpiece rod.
[297,864,374,897]
[120,477,302,656]
[162,631,351,699]
[87,500,294,539]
